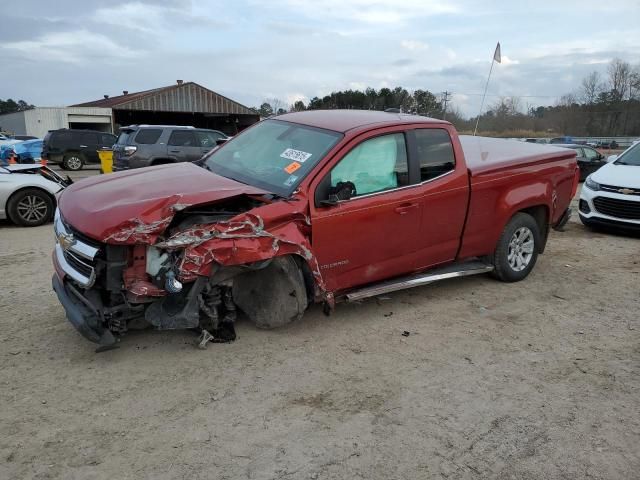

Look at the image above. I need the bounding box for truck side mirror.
[606,154,618,163]
[316,180,356,207]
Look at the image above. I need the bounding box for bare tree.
[580,72,604,104]
[608,58,632,102]
[265,97,287,115]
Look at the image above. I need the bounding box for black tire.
[7,188,54,227]
[62,153,84,171]
[232,256,308,329]
[491,212,540,282]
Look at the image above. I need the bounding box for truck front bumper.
[52,273,117,347]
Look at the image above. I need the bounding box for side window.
[134,129,162,145]
[101,134,116,146]
[583,148,599,160]
[168,130,197,147]
[195,131,224,148]
[330,133,408,197]
[414,129,455,182]
[52,132,71,147]
[80,132,99,145]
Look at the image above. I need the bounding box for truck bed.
[459,136,576,177]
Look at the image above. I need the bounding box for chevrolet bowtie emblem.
[618,188,635,195]
[57,232,76,251]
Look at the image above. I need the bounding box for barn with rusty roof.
[71,80,259,135]
[0,81,260,138]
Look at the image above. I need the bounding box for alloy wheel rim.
[67,156,82,169]
[17,195,48,222]
[507,227,534,272]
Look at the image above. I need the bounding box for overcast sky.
[1,0,638,117]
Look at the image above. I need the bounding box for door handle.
[169,150,181,153]
[394,203,418,215]
[79,145,87,148]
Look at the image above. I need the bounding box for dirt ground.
[1,169,639,479]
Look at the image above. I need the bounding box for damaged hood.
[58,162,268,242]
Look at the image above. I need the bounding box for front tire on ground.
[7,188,54,227]
[491,212,540,282]
[62,154,84,171]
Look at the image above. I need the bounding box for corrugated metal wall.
[1,107,114,137]
[0,111,27,135]
[115,83,254,115]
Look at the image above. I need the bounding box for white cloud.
[285,92,307,105]
[499,55,519,66]
[93,3,168,33]
[401,40,429,51]
[270,0,460,24]
[2,30,140,64]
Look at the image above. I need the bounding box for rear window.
[414,129,456,182]
[135,129,162,145]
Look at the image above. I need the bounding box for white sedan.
[0,164,70,227]
[579,142,640,231]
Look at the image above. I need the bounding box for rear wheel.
[7,188,54,227]
[491,213,540,282]
[63,154,84,171]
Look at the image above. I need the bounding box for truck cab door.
[408,127,469,270]
[311,130,423,292]
[167,130,201,162]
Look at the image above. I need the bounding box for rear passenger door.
[79,132,100,163]
[409,127,470,269]
[167,130,202,162]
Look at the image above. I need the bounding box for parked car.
[112,125,229,171]
[1,139,43,165]
[42,129,117,171]
[550,136,573,144]
[555,144,607,181]
[588,139,619,149]
[52,110,578,348]
[580,142,640,231]
[0,134,21,148]
[0,164,70,226]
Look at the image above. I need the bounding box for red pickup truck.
[52,110,578,349]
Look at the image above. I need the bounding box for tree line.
[255,58,640,136]
[0,98,35,115]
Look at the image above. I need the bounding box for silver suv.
[113,125,228,171]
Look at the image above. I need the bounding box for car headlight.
[585,176,600,191]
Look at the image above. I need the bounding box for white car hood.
[591,162,640,189]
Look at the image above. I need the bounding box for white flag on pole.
[493,42,501,64]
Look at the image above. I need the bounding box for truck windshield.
[204,120,343,196]
[615,143,640,166]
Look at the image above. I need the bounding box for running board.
[345,260,494,302]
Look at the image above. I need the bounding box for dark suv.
[42,129,117,171]
[112,125,228,171]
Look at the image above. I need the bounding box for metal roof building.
[71,80,259,134]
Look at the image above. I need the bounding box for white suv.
[579,142,640,230]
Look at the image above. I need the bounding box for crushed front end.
[51,194,326,350]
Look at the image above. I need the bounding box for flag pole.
[474,42,501,136]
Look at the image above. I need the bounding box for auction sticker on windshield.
[284,162,302,174]
[281,148,312,163]
[284,175,298,186]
